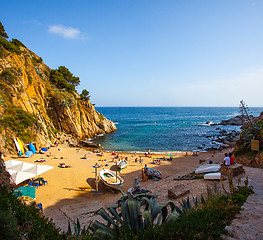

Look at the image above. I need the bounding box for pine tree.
[0,22,9,38]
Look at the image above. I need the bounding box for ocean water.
[93,107,263,153]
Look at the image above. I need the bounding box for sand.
[4,145,233,231]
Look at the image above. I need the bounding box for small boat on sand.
[117,159,127,169]
[195,164,221,174]
[148,168,162,179]
[204,172,221,180]
[99,169,124,190]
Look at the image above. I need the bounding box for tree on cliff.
[0,22,8,39]
[58,66,80,87]
[80,89,90,101]
[49,69,75,92]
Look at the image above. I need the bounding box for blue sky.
[2,0,263,107]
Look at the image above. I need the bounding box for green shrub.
[0,107,38,142]
[0,68,16,84]
[11,38,26,48]
[0,36,20,54]
[32,56,43,65]
[0,185,62,239]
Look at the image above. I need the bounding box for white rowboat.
[99,169,124,190]
[117,160,127,169]
[195,164,221,174]
[204,172,221,180]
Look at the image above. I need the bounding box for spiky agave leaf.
[140,197,153,212]
[174,205,183,214]
[67,220,72,236]
[164,202,176,213]
[193,196,198,207]
[156,205,168,225]
[98,208,116,227]
[72,218,81,236]
[90,220,113,237]
[108,206,123,224]
[120,197,129,223]
[141,210,152,228]
[201,194,206,204]
[127,194,141,233]
[166,211,180,223]
[94,228,113,239]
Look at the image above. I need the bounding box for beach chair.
[32,180,40,188]
[37,203,43,212]
[27,179,34,186]
[42,180,48,186]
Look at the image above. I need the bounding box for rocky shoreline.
[203,115,246,151]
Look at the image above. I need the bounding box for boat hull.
[99,169,124,190]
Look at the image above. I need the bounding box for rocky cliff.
[0,37,116,153]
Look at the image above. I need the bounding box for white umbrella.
[8,162,36,172]
[25,165,53,176]
[4,160,24,169]
[7,169,36,185]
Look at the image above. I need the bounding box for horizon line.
[95,106,263,108]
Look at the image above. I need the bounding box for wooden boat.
[147,168,162,179]
[99,169,124,190]
[204,172,221,180]
[117,159,127,169]
[195,164,221,174]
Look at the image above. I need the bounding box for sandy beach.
[4,144,233,231]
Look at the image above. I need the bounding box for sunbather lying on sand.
[35,159,47,163]
[58,163,71,168]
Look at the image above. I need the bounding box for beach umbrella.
[4,160,23,169]
[8,162,36,172]
[7,169,36,185]
[25,151,33,157]
[25,165,53,176]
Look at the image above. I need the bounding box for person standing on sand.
[147,149,151,156]
[223,153,230,166]
[144,164,148,176]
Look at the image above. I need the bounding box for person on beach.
[223,153,230,166]
[229,152,235,165]
[144,164,148,176]
[134,177,140,192]
[142,164,148,181]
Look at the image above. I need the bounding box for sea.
[92,107,263,153]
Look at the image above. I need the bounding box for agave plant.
[90,191,181,238]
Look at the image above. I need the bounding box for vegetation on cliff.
[0,22,116,153]
[234,102,263,168]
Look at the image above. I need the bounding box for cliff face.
[0,39,116,152]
